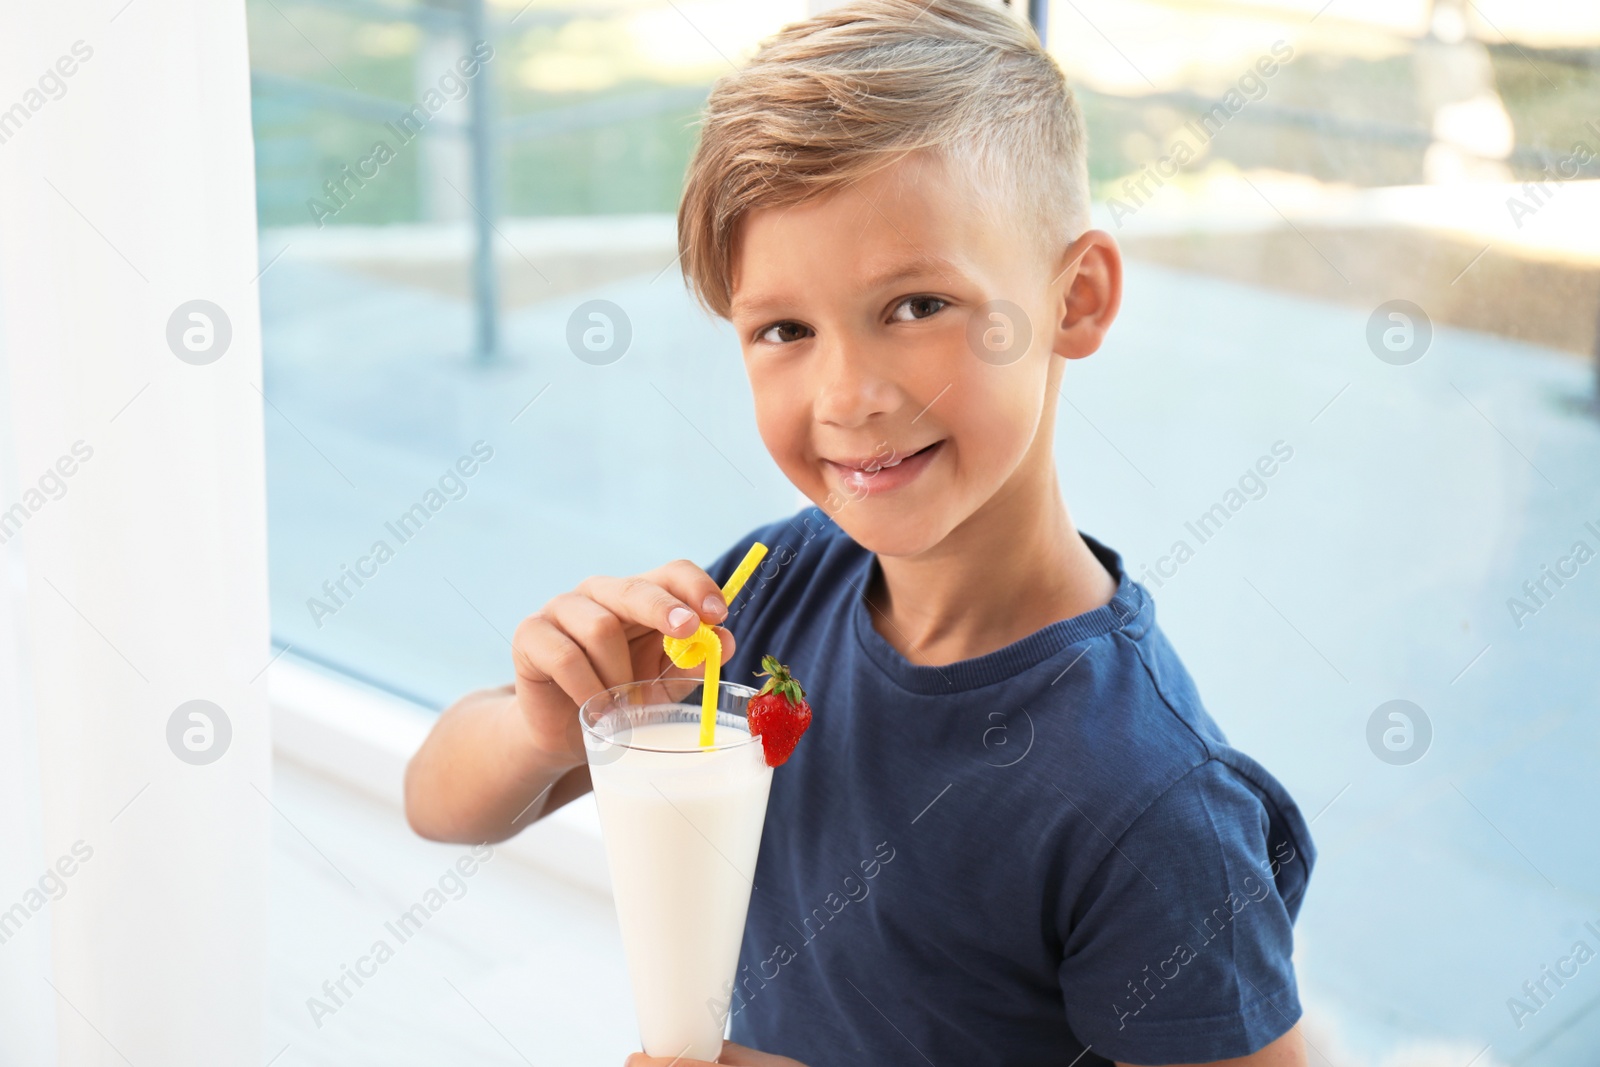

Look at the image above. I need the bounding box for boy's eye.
[890,295,946,322]
[757,321,812,345]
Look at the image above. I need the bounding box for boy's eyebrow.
[731,254,963,318]
[862,254,963,290]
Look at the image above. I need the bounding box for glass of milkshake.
[580,677,773,1062]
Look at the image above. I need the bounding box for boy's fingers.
[650,558,728,622]
[542,593,633,690]
[579,574,701,638]
[512,614,607,710]
[659,626,736,681]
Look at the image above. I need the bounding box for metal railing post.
[1028,0,1048,44]
[1004,0,1048,44]
[466,0,500,364]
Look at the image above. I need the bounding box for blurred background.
[247,0,1600,707]
[5,0,1594,1063]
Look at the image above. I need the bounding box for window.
[250,0,1599,1058]
[250,0,804,706]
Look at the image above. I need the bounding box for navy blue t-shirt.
[703,507,1315,1067]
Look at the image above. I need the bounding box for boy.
[404,1,1315,1064]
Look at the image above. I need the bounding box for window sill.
[267,656,611,899]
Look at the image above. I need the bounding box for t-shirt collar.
[849,532,1149,695]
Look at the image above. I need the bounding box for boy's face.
[728,151,1116,558]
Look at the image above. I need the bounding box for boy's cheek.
[962,380,1037,468]
[750,387,815,478]
[754,411,805,469]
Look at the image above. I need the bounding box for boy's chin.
[823,504,951,559]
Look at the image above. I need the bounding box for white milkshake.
[587,708,773,1061]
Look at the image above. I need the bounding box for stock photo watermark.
[1134,440,1295,591]
[306,441,495,628]
[0,841,95,948]
[167,700,232,765]
[716,840,897,1028]
[306,41,495,227]
[982,706,1034,768]
[1106,40,1295,227]
[567,298,632,365]
[0,40,94,149]
[966,299,1031,366]
[1112,839,1298,1029]
[726,509,838,624]
[821,443,901,507]
[1506,919,1600,1030]
[306,843,496,1028]
[167,300,232,365]
[1504,118,1599,229]
[1366,300,1432,365]
[721,458,930,621]
[1505,520,1600,630]
[1365,699,1430,765]
[0,440,94,547]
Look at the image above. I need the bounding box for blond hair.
[677,0,1088,320]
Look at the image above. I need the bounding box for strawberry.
[746,655,812,767]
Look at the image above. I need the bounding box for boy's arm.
[404,560,732,844]
[403,684,591,843]
[1120,1025,1307,1067]
[625,1040,803,1066]
[619,1026,1305,1067]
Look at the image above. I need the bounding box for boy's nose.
[812,337,899,429]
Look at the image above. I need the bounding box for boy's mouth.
[823,439,944,497]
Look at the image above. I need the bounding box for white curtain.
[0,1,271,1064]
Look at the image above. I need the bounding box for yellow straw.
[698,648,722,746]
[662,542,769,747]
[719,542,768,606]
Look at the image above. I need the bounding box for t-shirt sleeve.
[1056,758,1310,1063]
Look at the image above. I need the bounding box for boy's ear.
[1050,229,1123,361]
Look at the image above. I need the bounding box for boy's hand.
[512,560,733,766]
[624,1040,807,1067]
